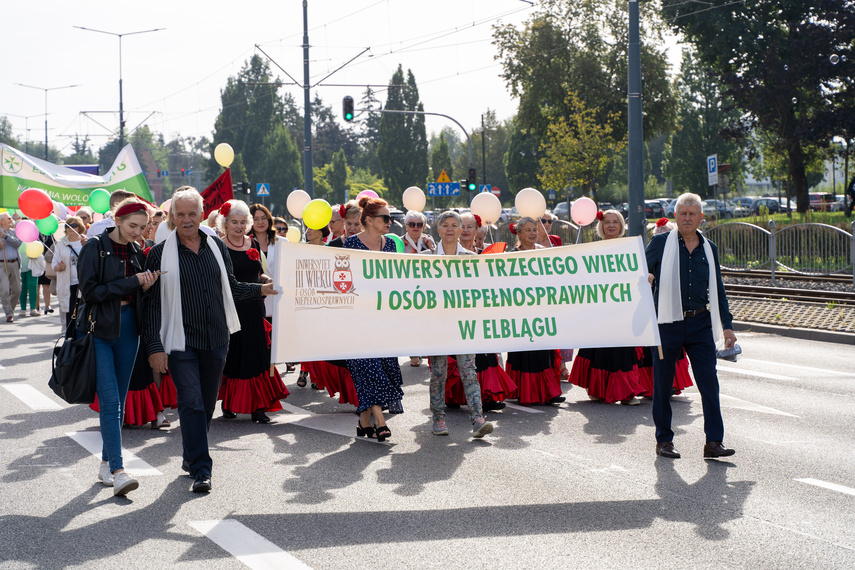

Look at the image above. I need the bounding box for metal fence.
[705,220,855,284]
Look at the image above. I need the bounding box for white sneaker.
[29,309,40,317]
[112,472,139,496]
[98,462,113,487]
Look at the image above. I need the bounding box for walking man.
[645,193,736,460]
[0,212,23,323]
[144,188,276,493]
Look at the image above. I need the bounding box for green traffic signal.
[343,96,354,122]
[467,168,477,191]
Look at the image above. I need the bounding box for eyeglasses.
[407,222,424,228]
[540,219,553,224]
[275,226,287,233]
[67,223,79,229]
[374,214,392,224]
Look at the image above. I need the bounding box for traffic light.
[467,168,477,191]
[156,169,161,178]
[181,168,185,177]
[342,96,354,122]
[243,181,250,195]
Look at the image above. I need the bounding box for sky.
[2,0,681,158]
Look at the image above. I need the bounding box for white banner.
[271,237,660,362]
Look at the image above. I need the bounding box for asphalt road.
[1,313,854,569]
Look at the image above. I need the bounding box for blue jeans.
[652,310,724,444]
[168,344,228,479]
[94,306,139,472]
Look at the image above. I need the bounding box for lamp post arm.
[373,108,473,168]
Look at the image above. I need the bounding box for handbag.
[47,242,103,404]
[48,308,98,404]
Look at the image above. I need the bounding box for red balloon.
[18,188,54,220]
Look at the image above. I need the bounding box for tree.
[662,50,744,198]
[327,150,348,204]
[430,132,453,182]
[538,92,626,205]
[505,124,541,194]
[660,0,855,211]
[353,87,383,176]
[312,94,358,167]
[0,117,17,147]
[256,122,302,210]
[377,65,429,203]
[65,136,97,165]
[494,0,675,147]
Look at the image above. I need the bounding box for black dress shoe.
[703,441,735,458]
[656,441,681,459]
[192,477,212,493]
[221,403,236,419]
[548,395,566,404]
[483,400,506,411]
[446,403,461,409]
[181,459,190,474]
[251,410,271,423]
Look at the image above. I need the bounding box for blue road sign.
[548,189,556,200]
[427,182,461,197]
[479,184,492,193]
[257,183,270,196]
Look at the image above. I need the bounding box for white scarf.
[434,241,473,256]
[404,234,431,253]
[159,229,240,354]
[657,229,724,349]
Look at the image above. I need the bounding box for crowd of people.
[1,187,738,497]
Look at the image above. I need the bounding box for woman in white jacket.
[52,216,85,328]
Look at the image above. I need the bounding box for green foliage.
[0,117,17,147]
[256,122,303,212]
[505,124,541,194]
[352,87,383,176]
[662,50,744,198]
[450,110,513,202]
[430,132,453,182]
[64,136,97,165]
[538,91,625,205]
[377,65,429,204]
[660,0,855,212]
[347,167,387,201]
[312,94,358,167]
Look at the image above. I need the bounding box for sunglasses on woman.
[275,226,287,233]
[374,214,392,224]
[407,222,424,228]
[67,223,79,229]
[540,219,553,224]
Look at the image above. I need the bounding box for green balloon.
[385,233,405,253]
[36,214,59,235]
[89,188,111,214]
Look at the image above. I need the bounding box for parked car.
[732,196,756,210]
[616,202,629,218]
[498,208,511,223]
[664,199,678,218]
[833,195,846,212]
[552,202,569,221]
[508,207,521,221]
[705,199,736,219]
[748,197,781,215]
[598,202,616,213]
[809,192,836,212]
[727,200,749,217]
[643,199,664,219]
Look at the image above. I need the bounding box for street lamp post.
[74,26,164,148]
[14,84,78,159]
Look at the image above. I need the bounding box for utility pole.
[481,114,487,186]
[627,0,645,238]
[302,0,314,198]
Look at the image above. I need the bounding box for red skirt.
[301,360,359,406]
[431,355,518,405]
[89,383,164,426]
[218,367,289,414]
[636,347,694,396]
[569,347,644,403]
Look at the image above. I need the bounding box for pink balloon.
[571,197,598,226]
[92,212,104,222]
[15,219,40,242]
[355,190,379,202]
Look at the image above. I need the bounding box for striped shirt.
[143,230,262,355]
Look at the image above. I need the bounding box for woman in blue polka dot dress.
[343,196,404,442]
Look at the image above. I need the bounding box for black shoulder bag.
[47,245,104,404]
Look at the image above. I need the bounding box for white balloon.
[286,190,312,218]
[515,188,547,219]
[470,192,503,224]
[402,186,426,212]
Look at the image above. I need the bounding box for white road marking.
[740,358,854,377]
[3,384,63,410]
[274,404,390,444]
[66,431,163,476]
[280,402,313,416]
[504,402,545,414]
[190,519,313,570]
[717,365,798,381]
[717,394,799,417]
[795,478,855,497]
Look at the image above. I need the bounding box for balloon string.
[539,220,555,248]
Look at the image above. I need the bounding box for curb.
[733,321,855,345]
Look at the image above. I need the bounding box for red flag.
[201,169,233,217]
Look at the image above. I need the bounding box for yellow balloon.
[214,143,234,168]
[303,199,332,230]
[286,227,301,243]
[25,241,44,259]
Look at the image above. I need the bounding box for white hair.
[0,212,10,221]
[404,210,426,224]
[171,188,204,215]
[675,193,703,211]
[596,209,627,239]
[216,200,251,234]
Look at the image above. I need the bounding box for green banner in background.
[0,143,153,209]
